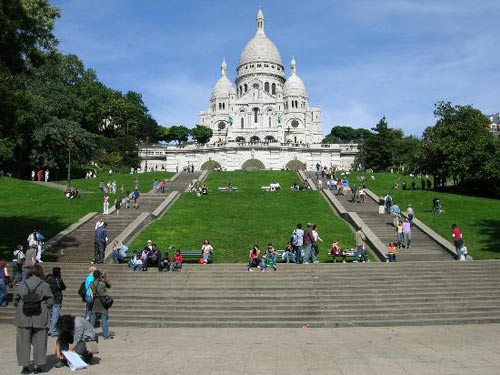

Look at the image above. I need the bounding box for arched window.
[253,83,259,90]
[269,117,272,127]
[244,84,248,92]
[253,108,259,123]
[272,83,276,95]
[264,82,269,92]
[241,117,244,129]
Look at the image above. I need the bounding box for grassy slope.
[131,171,356,262]
[0,172,174,259]
[350,172,500,259]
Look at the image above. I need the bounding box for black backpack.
[22,281,43,316]
[78,281,87,302]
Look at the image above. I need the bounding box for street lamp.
[66,144,71,189]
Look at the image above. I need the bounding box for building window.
[264,82,269,92]
[272,83,276,95]
[218,121,226,130]
[244,84,248,92]
[269,117,272,127]
[253,107,259,123]
[291,120,299,128]
[241,117,244,129]
[253,83,259,90]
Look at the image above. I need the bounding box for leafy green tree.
[31,118,97,172]
[417,101,499,194]
[357,117,402,171]
[167,125,190,144]
[323,126,371,143]
[191,125,213,144]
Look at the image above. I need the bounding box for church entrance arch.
[250,135,260,143]
[286,160,305,171]
[201,160,222,171]
[241,158,265,171]
[264,135,276,142]
[235,136,246,143]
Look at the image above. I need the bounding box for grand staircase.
[44,172,202,263]
[1,261,499,328]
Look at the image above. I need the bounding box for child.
[172,250,183,271]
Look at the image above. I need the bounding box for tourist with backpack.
[13,264,54,374]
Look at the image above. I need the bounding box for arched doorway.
[241,158,265,171]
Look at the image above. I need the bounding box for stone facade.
[139,9,359,172]
[199,9,322,145]
[139,143,358,172]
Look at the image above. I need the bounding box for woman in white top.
[200,240,214,264]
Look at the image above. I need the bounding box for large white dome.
[238,9,283,67]
[239,34,283,66]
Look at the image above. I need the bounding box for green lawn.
[131,170,356,262]
[0,171,174,259]
[349,172,500,259]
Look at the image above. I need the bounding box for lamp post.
[66,144,71,189]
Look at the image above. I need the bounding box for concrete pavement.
[1,324,500,374]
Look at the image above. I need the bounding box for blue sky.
[51,0,500,137]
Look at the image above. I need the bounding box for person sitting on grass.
[54,315,96,368]
[387,241,398,262]
[330,240,346,263]
[247,245,264,271]
[171,250,183,271]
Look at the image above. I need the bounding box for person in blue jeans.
[0,259,10,307]
[46,267,66,336]
[91,270,113,339]
[84,267,96,321]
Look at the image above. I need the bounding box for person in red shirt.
[172,250,183,271]
[451,224,464,260]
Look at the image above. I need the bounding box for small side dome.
[283,58,307,97]
[211,59,236,98]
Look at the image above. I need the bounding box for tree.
[191,125,213,144]
[323,126,371,143]
[417,101,499,195]
[356,117,403,171]
[167,125,190,144]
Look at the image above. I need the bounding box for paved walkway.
[1,324,499,374]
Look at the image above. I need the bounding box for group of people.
[152,178,168,193]
[64,186,80,199]
[11,263,100,373]
[127,240,184,272]
[188,181,208,196]
[30,169,49,183]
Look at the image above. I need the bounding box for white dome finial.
[221,59,227,76]
[256,7,265,35]
[291,56,296,74]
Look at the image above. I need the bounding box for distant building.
[488,113,500,137]
[199,8,322,145]
[140,9,358,172]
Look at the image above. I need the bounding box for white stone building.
[199,9,322,145]
[139,9,358,172]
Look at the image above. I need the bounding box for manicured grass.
[349,172,500,259]
[131,171,356,263]
[0,171,174,259]
[0,177,101,259]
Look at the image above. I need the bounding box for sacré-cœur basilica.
[140,9,358,172]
